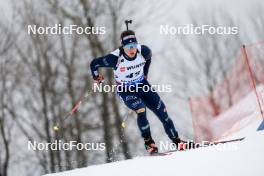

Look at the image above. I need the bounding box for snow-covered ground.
[45,131,263,176]
[44,86,264,176]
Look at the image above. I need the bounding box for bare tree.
[161,6,245,139]
[8,0,137,174]
[0,20,15,176]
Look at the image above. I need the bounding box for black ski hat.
[121,30,137,46]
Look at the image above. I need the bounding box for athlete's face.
[123,43,137,58]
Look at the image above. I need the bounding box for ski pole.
[121,109,133,128]
[53,82,103,131]
[53,91,92,131]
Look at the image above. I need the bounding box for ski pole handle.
[125,20,132,30]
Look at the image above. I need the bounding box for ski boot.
[172,137,195,151]
[144,137,158,154]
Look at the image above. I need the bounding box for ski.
[150,152,173,156]
[150,137,246,156]
[202,137,246,147]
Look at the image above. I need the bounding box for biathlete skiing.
[90,20,187,154]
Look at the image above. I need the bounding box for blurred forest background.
[0,0,264,175]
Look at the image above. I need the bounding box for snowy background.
[0,0,264,175]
